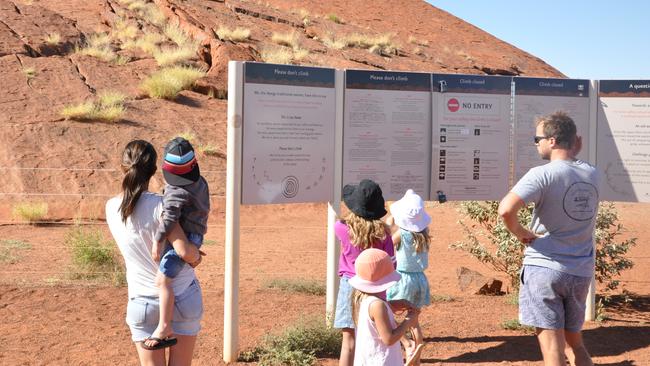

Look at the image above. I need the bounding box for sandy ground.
[1,201,649,365]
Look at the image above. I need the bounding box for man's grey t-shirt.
[511,159,601,277]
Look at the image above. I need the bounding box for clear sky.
[425,1,649,80]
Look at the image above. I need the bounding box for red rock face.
[0,0,562,219]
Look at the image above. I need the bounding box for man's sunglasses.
[534,136,550,144]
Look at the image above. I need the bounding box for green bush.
[452,201,636,291]
[239,317,341,365]
[594,202,636,291]
[66,226,125,285]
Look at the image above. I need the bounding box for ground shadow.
[604,294,650,322]
[422,326,650,363]
[175,94,202,108]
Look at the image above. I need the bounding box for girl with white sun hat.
[386,189,432,366]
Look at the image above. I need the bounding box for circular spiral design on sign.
[282,176,299,198]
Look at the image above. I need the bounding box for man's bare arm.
[498,192,537,245]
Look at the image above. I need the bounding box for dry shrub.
[22,67,36,79]
[261,47,293,64]
[61,91,127,122]
[271,31,299,49]
[323,36,347,50]
[87,33,112,48]
[12,202,48,223]
[141,4,166,26]
[293,8,311,26]
[45,32,61,45]
[326,13,341,24]
[215,26,251,42]
[61,102,95,120]
[76,45,116,62]
[140,66,206,99]
[98,91,127,108]
[122,32,166,55]
[125,0,147,12]
[164,23,192,47]
[197,144,223,157]
[323,33,399,55]
[113,19,139,42]
[408,35,429,46]
[75,33,130,65]
[293,48,310,62]
[153,46,197,67]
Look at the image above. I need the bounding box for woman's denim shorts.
[126,280,203,342]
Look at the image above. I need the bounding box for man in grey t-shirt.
[499,111,601,366]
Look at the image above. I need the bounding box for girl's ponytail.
[119,140,157,222]
[412,227,430,253]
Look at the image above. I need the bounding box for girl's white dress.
[354,296,404,366]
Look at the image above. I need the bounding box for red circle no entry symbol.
[447,98,460,112]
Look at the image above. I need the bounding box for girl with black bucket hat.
[335,179,415,366]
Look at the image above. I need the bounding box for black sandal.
[141,336,178,350]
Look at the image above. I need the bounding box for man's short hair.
[536,111,577,149]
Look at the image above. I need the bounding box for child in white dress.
[350,248,421,366]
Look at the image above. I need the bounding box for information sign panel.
[597,80,650,202]
[242,63,336,204]
[343,70,431,200]
[513,77,591,181]
[431,74,512,200]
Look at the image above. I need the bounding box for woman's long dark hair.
[119,140,157,222]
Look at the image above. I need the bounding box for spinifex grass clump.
[61,91,127,122]
[261,47,294,64]
[140,66,206,99]
[152,45,197,67]
[323,32,399,55]
[66,226,125,286]
[75,32,129,65]
[215,26,251,42]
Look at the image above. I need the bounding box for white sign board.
[242,63,336,204]
[431,74,512,200]
[343,70,431,200]
[513,77,591,181]
[597,80,650,202]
